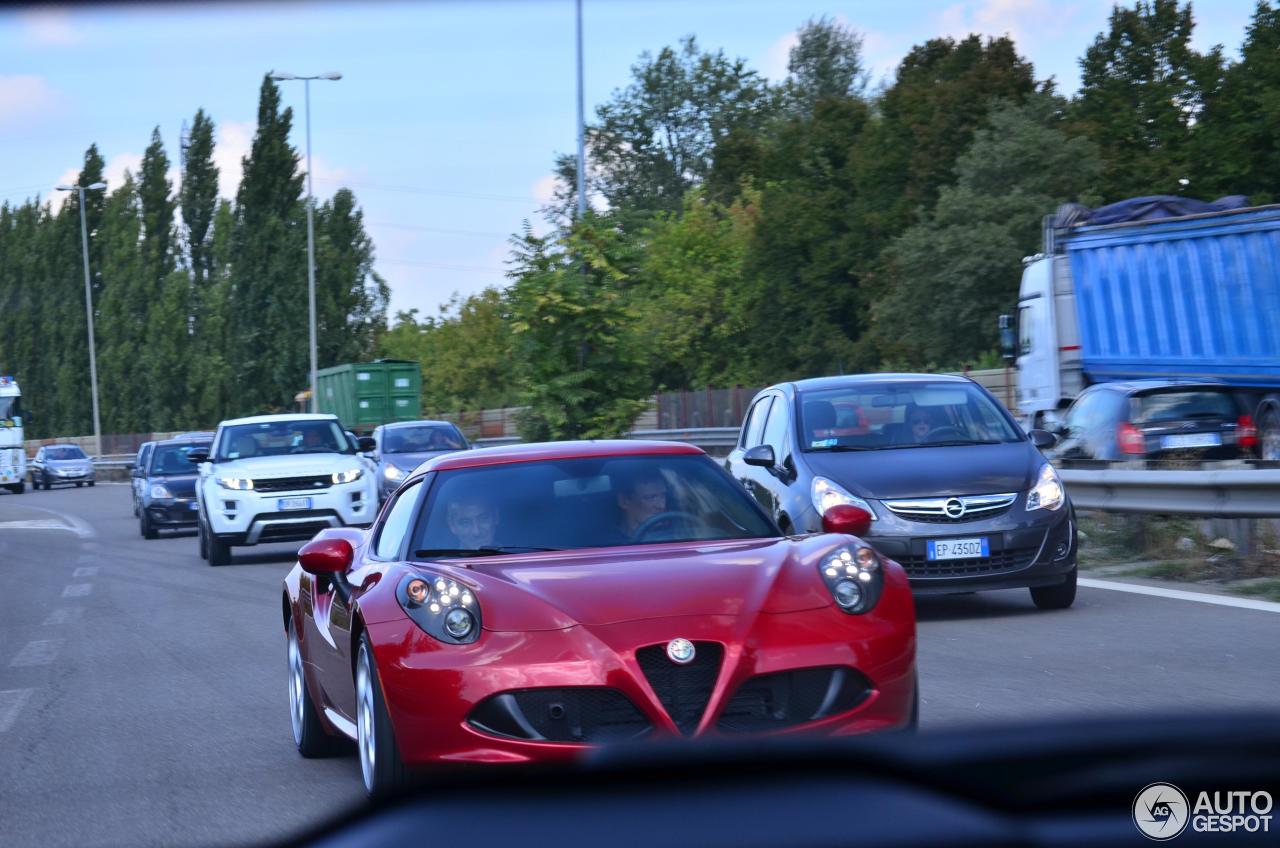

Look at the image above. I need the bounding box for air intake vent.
[635,642,723,736]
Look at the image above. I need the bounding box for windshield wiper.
[808,445,875,452]
[413,546,564,559]
[894,439,1002,449]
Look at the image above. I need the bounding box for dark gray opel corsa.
[725,374,1077,609]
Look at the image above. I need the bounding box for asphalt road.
[2,485,1278,847]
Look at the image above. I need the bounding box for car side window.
[373,479,423,561]
[35,448,43,461]
[741,397,772,448]
[1064,390,1103,435]
[761,395,791,461]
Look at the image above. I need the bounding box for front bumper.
[863,499,1076,594]
[206,479,376,544]
[357,597,917,766]
[146,498,201,526]
[44,470,95,485]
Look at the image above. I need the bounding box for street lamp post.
[269,70,342,413]
[575,0,586,218]
[56,181,107,457]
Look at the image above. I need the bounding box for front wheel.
[5,482,22,495]
[87,481,95,487]
[75,482,83,488]
[357,632,406,798]
[30,476,40,491]
[1030,566,1077,610]
[140,512,158,540]
[207,531,232,566]
[288,617,346,758]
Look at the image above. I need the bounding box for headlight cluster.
[811,476,877,519]
[819,546,883,614]
[383,464,406,481]
[150,483,173,499]
[216,477,254,490]
[332,468,363,485]
[1027,463,1065,512]
[397,573,482,644]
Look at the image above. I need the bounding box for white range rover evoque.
[190,413,378,566]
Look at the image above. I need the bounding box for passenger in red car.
[447,494,499,549]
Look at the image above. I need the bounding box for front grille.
[883,493,1018,524]
[717,667,873,734]
[899,546,1037,578]
[468,688,652,743]
[252,475,331,493]
[635,642,723,736]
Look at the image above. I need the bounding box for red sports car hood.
[451,537,839,631]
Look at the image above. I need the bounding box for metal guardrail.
[1059,468,1280,517]
[628,427,740,448]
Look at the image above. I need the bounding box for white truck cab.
[193,413,377,566]
[0,375,27,494]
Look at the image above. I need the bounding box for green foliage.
[1072,0,1224,200]
[783,16,867,116]
[506,220,652,441]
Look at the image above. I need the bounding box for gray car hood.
[802,441,1041,500]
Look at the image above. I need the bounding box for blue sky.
[0,0,1262,320]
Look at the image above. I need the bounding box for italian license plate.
[278,497,312,511]
[927,537,989,561]
[1160,433,1221,450]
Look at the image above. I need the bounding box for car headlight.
[332,468,363,485]
[150,483,173,499]
[383,464,406,481]
[1027,463,1065,512]
[216,477,254,490]
[818,545,883,614]
[397,573,481,644]
[811,476,877,519]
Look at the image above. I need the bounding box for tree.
[182,109,219,286]
[94,174,146,433]
[872,94,1104,367]
[1072,0,1224,200]
[227,75,306,414]
[506,219,651,440]
[314,188,389,368]
[784,16,867,116]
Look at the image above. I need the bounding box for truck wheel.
[75,482,83,488]
[208,533,232,567]
[1030,566,1077,610]
[1260,407,1280,462]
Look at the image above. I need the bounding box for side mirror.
[743,445,775,468]
[298,537,354,575]
[357,436,376,453]
[998,313,1017,361]
[186,449,210,464]
[822,505,873,538]
[1029,429,1058,450]
[131,467,143,478]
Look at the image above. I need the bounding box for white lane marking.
[1080,577,1280,614]
[0,519,77,532]
[0,504,96,539]
[43,608,83,625]
[72,566,98,577]
[0,689,34,732]
[62,583,92,598]
[10,640,62,667]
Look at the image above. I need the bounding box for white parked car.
[190,414,377,566]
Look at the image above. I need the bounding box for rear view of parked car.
[725,374,1077,609]
[1047,380,1257,462]
[30,444,95,490]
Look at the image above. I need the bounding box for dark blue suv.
[725,374,1077,609]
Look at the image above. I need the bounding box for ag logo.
[1134,783,1190,840]
[666,638,695,665]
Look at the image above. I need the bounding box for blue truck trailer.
[1005,199,1280,459]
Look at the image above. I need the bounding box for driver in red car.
[611,467,671,543]
[447,493,500,549]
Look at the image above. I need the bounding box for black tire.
[88,481,95,487]
[357,632,407,798]
[30,475,39,491]
[287,617,347,758]
[906,672,919,732]
[207,531,232,566]
[197,514,210,560]
[140,512,158,540]
[43,473,52,490]
[1030,565,1077,610]
[75,481,83,488]
[5,482,22,495]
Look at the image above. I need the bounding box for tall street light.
[56,181,107,457]
[575,0,586,218]
[269,70,342,412]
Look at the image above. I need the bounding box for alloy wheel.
[356,643,377,792]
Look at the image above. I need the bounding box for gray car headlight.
[819,545,883,614]
[1027,463,1065,512]
[383,464,406,481]
[397,573,481,644]
[150,483,174,499]
[811,476,877,519]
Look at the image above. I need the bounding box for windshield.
[149,443,209,475]
[215,420,352,460]
[45,446,87,460]
[413,455,778,555]
[0,396,19,424]
[384,424,467,454]
[799,382,1022,450]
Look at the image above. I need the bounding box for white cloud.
[0,75,61,133]
[531,173,559,205]
[213,119,253,200]
[19,8,81,48]
[934,0,1092,48]
[104,152,143,191]
[761,29,800,82]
